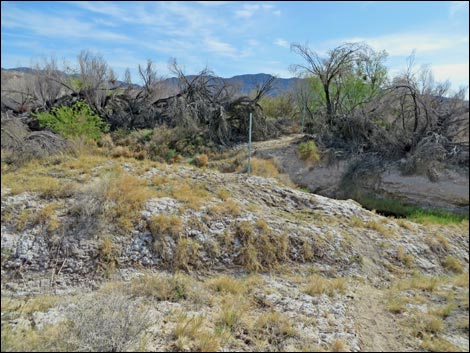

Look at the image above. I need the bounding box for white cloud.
[234,3,280,18]
[245,65,292,78]
[93,18,119,27]
[68,1,126,18]
[344,33,469,56]
[156,2,222,38]
[262,4,274,10]
[143,39,196,57]
[275,38,290,48]
[235,4,260,18]
[204,38,238,57]
[2,5,129,41]
[431,62,469,88]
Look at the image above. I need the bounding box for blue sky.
[1,1,469,93]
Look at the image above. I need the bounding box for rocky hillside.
[1,152,469,352]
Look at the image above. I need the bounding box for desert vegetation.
[1,37,468,353]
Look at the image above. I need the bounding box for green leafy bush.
[35,101,109,140]
[296,141,320,163]
[259,95,297,120]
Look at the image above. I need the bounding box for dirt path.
[352,284,410,352]
[250,133,304,151]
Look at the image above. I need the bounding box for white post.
[247,112,252,176]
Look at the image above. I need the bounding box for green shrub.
[34,101,109,140]
[259,95,297,120]
[297,141,320,163]
[348,192,469,225]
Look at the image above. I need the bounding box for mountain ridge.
[1,67,302,96]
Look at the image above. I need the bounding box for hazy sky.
[1,1,469,93]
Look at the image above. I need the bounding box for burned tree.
[129,59,279,145]
[382,54,469,154]
[2,51,282,151]
[30,58,64,109]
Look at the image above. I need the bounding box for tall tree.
[290,42,364,121]
[290,42,388,124]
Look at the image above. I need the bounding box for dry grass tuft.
[397,218,415,231]
[71,170,153,234]
[430,303,456,319]
[170,181,209,210]
[175,237,201,271]
[215,295,250,332]
[111,146,133,159]
[330,339,348,352]
[236,221,255,242]
[302,239,314,262]
[452,273,469,287]
[420,335,461,352]
[216,187,231,201]
[395,274,440,292]
[147,214,183,238]
[98,234,119,277]
[236,220,284,272]
[386,293,407,314]
[256,219,270,232]
[130,273,191,302]
[194,154,209,168]
[366,219,394,237]
[34,203,61,232]
[397,246,414,267]
[426,232,450,254]
[1,321,65,352]
[3,172,72,199]
[239,239,263,272]
[350,216,363,228]
[410,313,444,335]
[174,313,220,352]
[252,311,296,348]
[206,275,246,295]
[242,157,280,178]
[15,208,33,231]
[303,275,346,297]
[104,173,151,231]
[442,256,463,274]
[208,198,241,217]
[2,295,60,315]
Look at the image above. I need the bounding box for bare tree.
[290,42,366,122]
[76,50,115,113]
[138,59,159,94]
[32,57,65,108]
[124,68,132,87]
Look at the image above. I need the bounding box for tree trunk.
[324,83,333,124]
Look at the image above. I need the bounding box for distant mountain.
[160,73,302,97]
[226,74,302,96]
[2,67,302,96]
[2,67,38,74]
[1,67,140,90]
